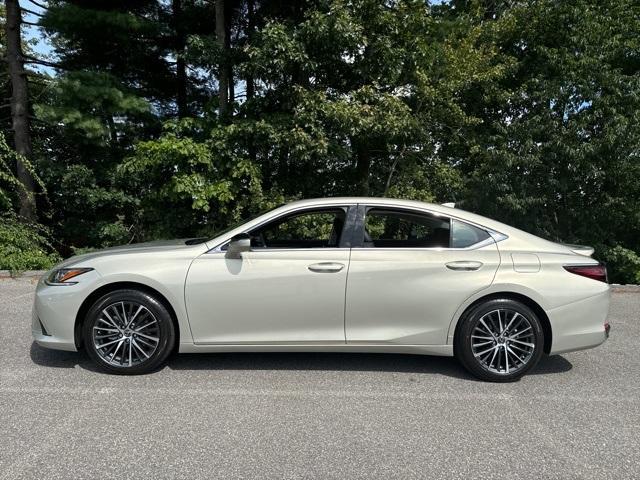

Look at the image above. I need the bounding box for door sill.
[180,343,453,356]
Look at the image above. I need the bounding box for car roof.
[283,197,453,213]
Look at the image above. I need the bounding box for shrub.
[600,246,640,285]
[0,215,60,272]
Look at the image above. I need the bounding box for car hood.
[57,238,209,268]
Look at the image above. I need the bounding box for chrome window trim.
[350,243,494,253]
[488,230,509,243]
[206,247,351,254]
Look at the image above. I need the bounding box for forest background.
[1,0,639,283]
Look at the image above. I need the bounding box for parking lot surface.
[1,277,638,479]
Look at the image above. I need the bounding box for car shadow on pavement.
[167,351,573,380]
[30,342,573,380]
[29,342,102,372]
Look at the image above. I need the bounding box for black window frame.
[212,203,494,253]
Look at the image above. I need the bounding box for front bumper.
[32,295,77,351]
[31,270,102,352]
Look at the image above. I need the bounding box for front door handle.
[445,261,483,271]
[308,262,345,273]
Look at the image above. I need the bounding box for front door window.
[250,209,346,249]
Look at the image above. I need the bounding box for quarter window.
[451,219,490,248]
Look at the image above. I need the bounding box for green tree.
[3,0,638,283]
[446,0,640,282]
[36,0,214,249]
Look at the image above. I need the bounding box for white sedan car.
[32,197,610,381]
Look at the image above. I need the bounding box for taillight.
[563,264,608,283]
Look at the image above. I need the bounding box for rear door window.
[364,209,450,248]
[362,208,492,249]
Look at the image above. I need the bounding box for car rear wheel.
[82,289,175,375]
[455,298,544,382]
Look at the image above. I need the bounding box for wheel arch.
[74,281,181,351]
[452,292,552,355]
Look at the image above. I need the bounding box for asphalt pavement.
[1,277,638,479]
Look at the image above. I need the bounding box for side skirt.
[179,343,453,356]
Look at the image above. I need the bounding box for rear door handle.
[308,262,345,273]
[445,261,483,271]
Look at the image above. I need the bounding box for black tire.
[82,289,175,375]
[455,298,544,382]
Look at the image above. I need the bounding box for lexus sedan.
[32,197,610,382]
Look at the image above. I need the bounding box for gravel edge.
[0,270,45,278]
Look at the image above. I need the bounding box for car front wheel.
[82,289,175,374]
[455,298,544,382]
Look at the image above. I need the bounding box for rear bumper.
[547,289,610,355]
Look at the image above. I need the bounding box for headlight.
[46,268,94,286]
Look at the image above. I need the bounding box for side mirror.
[226,233,251,259]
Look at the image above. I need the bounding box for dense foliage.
[1,0,639,282]
[1,133,60,270]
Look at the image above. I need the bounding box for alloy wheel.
[470,308,536,375]
[92,301,160,367]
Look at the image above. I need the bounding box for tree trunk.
[225,1,233,110]
[227,63,234,107]
[106,115,117,145]
[5,0,36,221]
[173,0,188,118]
[245,0,255,100]
[215,0,228,117]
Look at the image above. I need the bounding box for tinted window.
[364,209,450,248]
[451,219,491,248]
[250,209,346,249]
